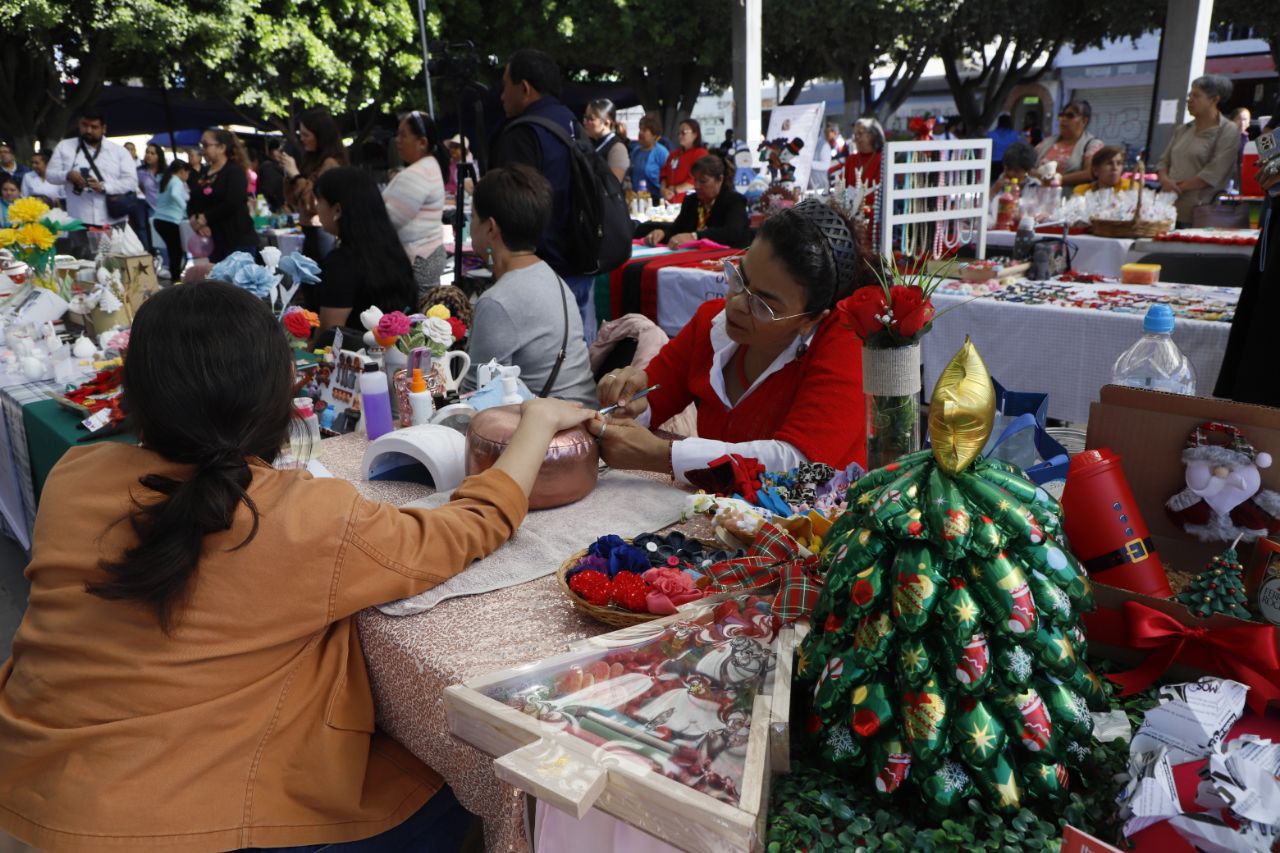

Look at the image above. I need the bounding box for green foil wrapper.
[953,697,1007,768]
[947,630,993,695]
[971,751,1024,813]
[990,636,1037,689]
[1027,569,1074,626]
[1030,624,1081,680]
[849,680,896,739]
[1021,759,1071,802]
[924,467,973,560]
[958,471,1042,545]
[850,610,895,668]
[891,542,945,633]
[1038,678,1093,743]
[869,733,913,796]
[898,636,936,687]
[1016,540,1093,610]
[920,760,977,818]
[901,677,949,764]
[811,653,867,715]
[998,686,1058,760]
[940,579,984,642]
[970,552,1039,637]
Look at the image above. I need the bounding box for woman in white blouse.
[382,110,448,305]
[21,153,64,203]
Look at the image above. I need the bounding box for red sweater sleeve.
[773,318,868,468]
[642,300,719,427]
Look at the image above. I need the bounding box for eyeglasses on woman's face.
[723,258,808,323]
[1058,111,1081,120]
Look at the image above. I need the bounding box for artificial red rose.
[643,567,704,614]
[283,311,312,339]
[447,316,468,341]
[851,579,875,606]
[836,286,888,341]
[889,285,935,338]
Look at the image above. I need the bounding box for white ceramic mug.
[433,350,471,394]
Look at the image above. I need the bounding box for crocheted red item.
[568,570,613,606]
[611,571,651,612]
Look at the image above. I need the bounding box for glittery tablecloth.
[320,432,691,852]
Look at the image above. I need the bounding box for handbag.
[981,379,1068,485]
[78,139,135,219]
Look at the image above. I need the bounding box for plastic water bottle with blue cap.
[1110,304,1197,395]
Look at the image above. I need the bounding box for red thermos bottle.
[1060,448,1173,598]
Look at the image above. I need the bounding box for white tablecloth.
[923,280,1238,424]
[655,265,727,336]
[1128,237,1256,259]
[986,230,1134,277]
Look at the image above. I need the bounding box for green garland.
[767,661,1157,852]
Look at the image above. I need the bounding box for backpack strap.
[507,114,580,151]
[538,273,571,398]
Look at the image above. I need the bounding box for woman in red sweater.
[594,200,866,479]
[660,118,710,204]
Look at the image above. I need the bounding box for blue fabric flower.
[208,251,257,283]
[607,544,650,579]
[233,263,282,299]
[587,534,627,560]
[279,251,322,285]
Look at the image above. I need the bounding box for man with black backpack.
[492,49,630,342]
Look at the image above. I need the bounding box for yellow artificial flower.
[0,228,16,248]
[7,197,50,226]
[16,223,56,251]
[426,304,451,320]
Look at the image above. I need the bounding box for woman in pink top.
[1034,99,1103,188]
[383,110,449,303]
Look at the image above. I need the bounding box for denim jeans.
[236,785,472,852]
[562,273,598,344]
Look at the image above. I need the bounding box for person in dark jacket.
[1214,107,1280,406]
[187,128,257,262]
[491,48,599,340]
[637,153,750,248]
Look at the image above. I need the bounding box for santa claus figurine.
[1166,422,1280,542]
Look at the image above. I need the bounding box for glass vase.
[862,343,922,470]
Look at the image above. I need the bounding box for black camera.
[427,42,485,82]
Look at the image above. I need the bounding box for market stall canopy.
[90,85,273,136]
[146,129,205,148]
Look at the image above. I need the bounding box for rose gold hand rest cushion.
[464,405,599,509]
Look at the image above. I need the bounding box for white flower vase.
[432,350,471,397]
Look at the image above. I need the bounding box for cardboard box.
[445,602,800,853]
[109,254,160,314]
[1080,386,1280,706]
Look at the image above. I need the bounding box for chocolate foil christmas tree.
[797,339,1109,817]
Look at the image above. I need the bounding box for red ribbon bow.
[1103,601,1280,713]
[706,522,821,623]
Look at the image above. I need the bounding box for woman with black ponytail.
[384,109,450,301]
[0,281,597,851]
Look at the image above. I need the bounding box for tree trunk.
[781,78,808,106]
[838,66,863,125]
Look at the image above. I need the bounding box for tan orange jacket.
[0,443,526,852]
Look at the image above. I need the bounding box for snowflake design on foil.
[826,725,856,759]
[937,760,971,793]
[1069,691,1090,725]
[1066,741,1090,762]
[1006,645,1033,683]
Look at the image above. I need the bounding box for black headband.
[791,199,858,298]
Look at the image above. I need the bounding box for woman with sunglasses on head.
[186,128,257,262]
[638,153,749,249]
[383,110,449,301]
[1034,99,1103,188]
[275,109,348,260]
[594,200,867,479]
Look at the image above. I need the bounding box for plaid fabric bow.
[706,522,822,623]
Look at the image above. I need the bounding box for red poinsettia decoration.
[907,115,936,140]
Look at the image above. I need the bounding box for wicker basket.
[1090,217,1173,239]
[557,547,662,628]
[1088,167,1173,239]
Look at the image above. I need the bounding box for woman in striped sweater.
[383,110,449,304]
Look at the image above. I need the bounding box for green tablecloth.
[22,399,133,501]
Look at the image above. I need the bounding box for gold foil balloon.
[929,337,996,475]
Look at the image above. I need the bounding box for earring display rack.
[878,139,992,262]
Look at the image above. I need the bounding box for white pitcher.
[432,350,471,395]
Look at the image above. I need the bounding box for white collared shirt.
[641,309,809,482]
[45,137,140,226]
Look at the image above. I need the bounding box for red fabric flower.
[283,311,312,339]
[376,311,411,339]
[889,286,935,338]
[447,316,468,341]
[836,286,888,341]
[568,569,613,606]
[643,567,703,614]
[824,613,843,633]
[611,571,651,612]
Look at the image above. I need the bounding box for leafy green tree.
[938,0,1162,136]
[763,0,956,125]
[1213,1,1280,85]
[0,0,246,158]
